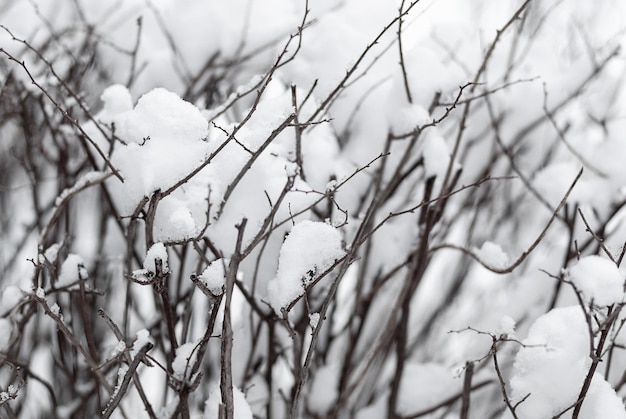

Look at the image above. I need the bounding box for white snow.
[172,341,199,381]
[308,312,320,329]
[43,243,61,263]
[308,364,339,415]
[115,364,129,389]
[474,241,509,270]
[0,318,12,349]
[110,340,126,358]
[100,85,213,224]
[203,385,253,419]
[567,255,624,306]
[100,84,133,116]
[198,258,229,296]
[510,306,626,418]
[58,254,87,287]
[533,162,610,210]
[266,220,345,314]
[131,329,153,358]
[143,243,169,275]
[496,315,517,338]
[421,135,460,180]
[0,285,23,314]
[35,287,45,299]
[54,171,110,207]
[397,362,461,415]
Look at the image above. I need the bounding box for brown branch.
[220,219,247,419]
[431,168,583,274]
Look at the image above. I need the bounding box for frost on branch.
[266,220,345,314]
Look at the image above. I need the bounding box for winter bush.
[1,0,626,418]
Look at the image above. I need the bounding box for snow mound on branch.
[199,258,229,296]
[58,254,87,287]
[474,241,509,269]
[172,340,200,381]
[510,306,626,418]
[99,85,211,220]
[266,220,345,314]
[131,329,153,358]
[567,255,624,306]
[143,243,169,275]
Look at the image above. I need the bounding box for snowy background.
[1,0,626,417]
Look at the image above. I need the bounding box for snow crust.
[266,220,345,313]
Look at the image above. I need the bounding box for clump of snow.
[35,288,45,299]
[266,220,345,314]
[125,87,208,144]
[58,254,87,287]
[98,85,212,221]
[172,341,199,381]
[510,306,626,418]
[421,135,461,180]
[0,384,18,403]
[100,84,133,116]
[50,303,61,317]
[203,385,253,419]
[54,171,111,207]
[496,315,517,338]
[474,241,509,269]
[43,243,61,263]
[115,364,129,390]
[567,255,624,306]
[309,312,320,329]
[397,363,461,415]
[198,258,229,296]
[131,329,153,358]
[164,206,196,239]
[143,243,169,275]
[387,103,430,136]
[110,340,126,358]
